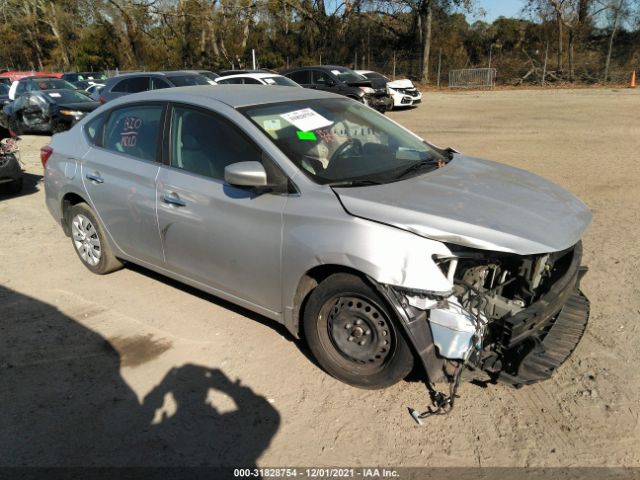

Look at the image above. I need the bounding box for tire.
[303,273,414,389]
[68,203,123,275]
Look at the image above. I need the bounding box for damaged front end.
[377,242,589,419]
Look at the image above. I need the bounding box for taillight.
[40,146,53,167]
[99,95,105,105]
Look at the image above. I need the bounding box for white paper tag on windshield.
[263,119,281,131]
[331,70,341,75]
[263,78,276,85]
[48,92,61,98]
[280,108,332,132]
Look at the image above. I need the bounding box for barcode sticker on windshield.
[280,108,332,132]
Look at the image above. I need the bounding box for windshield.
[363,72,390,81]
[242,98,445,185]
[262,76,299,87]
[44,90,95,103]
[199,71,219,81]
[34,79,77,90]
[0,84,9,95]
[167,75,211,86]
[77,73,107,81]
[330,67,367,84]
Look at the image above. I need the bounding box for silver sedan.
[43,86,591,404]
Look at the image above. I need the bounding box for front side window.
[151,77,171,90]
[113,77,149,93]
[103,104,163,161]
[242,98,445,185]
[312,70,334,86]
[169,106,262,180]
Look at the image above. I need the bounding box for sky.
[461,0,525,23]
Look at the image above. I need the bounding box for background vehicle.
[3,89,99,134]
[0,84,10,107]
[0,136,22,193]
[61,72,107,84]
[215,73,300,87]
[99,71,212,103]
[281,65,392,113]
[356,70,422,109]
[43,86,590,399]
[184,70,219,82]
[218,69,277,77]
[9,76,77,101]
[86,84,105,100]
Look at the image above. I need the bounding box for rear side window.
[217,78,242,85]
[286,70,310,84]
[112,77,149,93]
[85,114,106,145]
[103,104,163,161]
[151,77,171,90]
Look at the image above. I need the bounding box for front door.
[82,103,165,264]
[156,105,286,313]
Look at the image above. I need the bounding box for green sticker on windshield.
[297,131,317,141]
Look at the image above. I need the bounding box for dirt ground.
[1,88,639,469]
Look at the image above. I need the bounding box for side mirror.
[224,161,267,188]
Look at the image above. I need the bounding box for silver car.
[43,86,591,406]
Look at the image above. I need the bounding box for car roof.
[217,73,283,81]
[107,85,341,109]
[110,70,202,79]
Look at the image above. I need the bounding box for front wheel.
[303,273,414,389]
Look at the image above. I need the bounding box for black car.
[1,89,99,134]
[280,65,393,113]
[99,71,212,103]
[61,72,108,83]
[11,76,78,101]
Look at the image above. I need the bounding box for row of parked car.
[0,66,422,136]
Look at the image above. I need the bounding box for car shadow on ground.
[124,262,321,369]
[0,172,42,199]
[0,285,280,468]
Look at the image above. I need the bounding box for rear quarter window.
[102,104,163,161]
[84,114,106,146]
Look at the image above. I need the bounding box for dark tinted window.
[151,77,171,90]
[312,70,334,86]
[169,106,261,180]
[31,79,77,91]
[166,75,210,87]
[112,77,149,93]
[16,82,28,95]
[242,77,261,85]
[216,77,243,85]
[286,70,310,84]
[103,104,163,161]
[0,84,9,95]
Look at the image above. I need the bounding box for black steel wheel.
[303,273,414,389]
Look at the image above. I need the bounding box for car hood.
[387,79,415,89]
[57,101,100,112]
[333,155,592,255]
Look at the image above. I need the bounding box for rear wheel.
[68,203,123,274]
[303,273,414,389]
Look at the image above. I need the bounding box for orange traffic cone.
[630,70,637,88]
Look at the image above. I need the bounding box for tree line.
[0,0,638,84]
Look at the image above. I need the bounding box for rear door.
[155,103,286,313]
[81,102,165,264]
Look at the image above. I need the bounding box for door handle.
[161,193,186,207]
[85,173,104,184]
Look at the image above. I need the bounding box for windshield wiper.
[391,160,440,180]
[328,179,383,188]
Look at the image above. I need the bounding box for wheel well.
[291,265,369,338]
[61,192,87,236]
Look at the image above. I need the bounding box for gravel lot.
[1,88,639,469]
